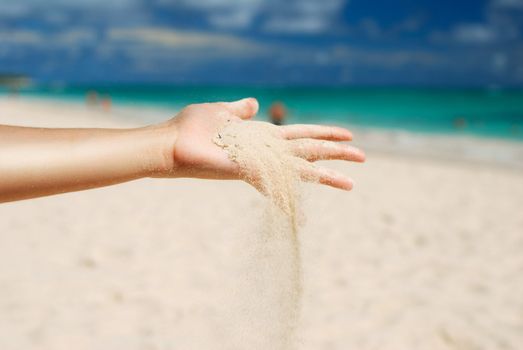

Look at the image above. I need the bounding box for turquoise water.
[5,85,523,140]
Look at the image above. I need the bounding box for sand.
[1,97,523,350]
[214,120,310,349]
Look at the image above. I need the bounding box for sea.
[4,85,523,141]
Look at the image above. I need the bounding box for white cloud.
[492,52,508,72]
[0,30,43,45]
[492,0,523,8]
[330,45,446,68]
[0,0,143,25]
[0,28,97,47]
[354,15,425,40]
[487,1,522,40]
[432,0,522,46]
[208,8,256,29]
[263,0,346,34]
[264,17,329,34]
[100,25,270,76]
[263,43,446,71]
[42,11,70,25]
[0,2,29,16]
[155,0,263,30]
[0,0,135,9]
[108,27,262,52]
[153,0,347,34]
[156,0,260,11]
[1,0,349,35]
[56,28,96,45]
[452,24,497,44]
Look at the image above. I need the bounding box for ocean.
[5,85,523,141]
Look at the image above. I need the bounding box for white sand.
[214,120,309,350]
[1,98,523,350]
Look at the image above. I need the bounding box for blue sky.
[1,0,522,86]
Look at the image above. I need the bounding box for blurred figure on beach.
[85,90,98,107]
[269,101,286,125]
[453,116,467,129]
[85,91,111,112]
[101,94,112,112]
[0,74,30,99]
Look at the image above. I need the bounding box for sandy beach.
[1,98,523,350]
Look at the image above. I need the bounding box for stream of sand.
[214,121,313,349]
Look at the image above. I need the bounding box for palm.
[170,102,242,179]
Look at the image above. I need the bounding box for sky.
[0,0,523,86]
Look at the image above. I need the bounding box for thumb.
[224,97,259,120]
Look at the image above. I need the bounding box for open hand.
[154,98,365,190]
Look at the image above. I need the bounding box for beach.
[1,97,523,349]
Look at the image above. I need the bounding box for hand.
[154,98,365,190]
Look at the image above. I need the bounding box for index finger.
[281,124,353,141]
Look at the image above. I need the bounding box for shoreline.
[1,96,522,170]
[354,126,523,170]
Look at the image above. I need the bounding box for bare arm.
[0,124,168,202]
[0,98,365,203]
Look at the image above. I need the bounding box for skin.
[0,98,365,203]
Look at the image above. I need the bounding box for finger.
[290,139,366,162]
[300,164,354,191]
[281,124,353,141]
[223,98,259,120]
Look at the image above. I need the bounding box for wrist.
[131,123,176,178]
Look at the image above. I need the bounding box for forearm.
[0,125,170,203]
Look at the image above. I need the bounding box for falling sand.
[214,121,317,350]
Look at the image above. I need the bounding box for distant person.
[269,101,287,125]
[100,94,112,112]
[453,117,467,129]
[86,90,98,107]
[0,98,365,203]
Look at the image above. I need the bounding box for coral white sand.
[1,98,523,350]
[214,120,310,350]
